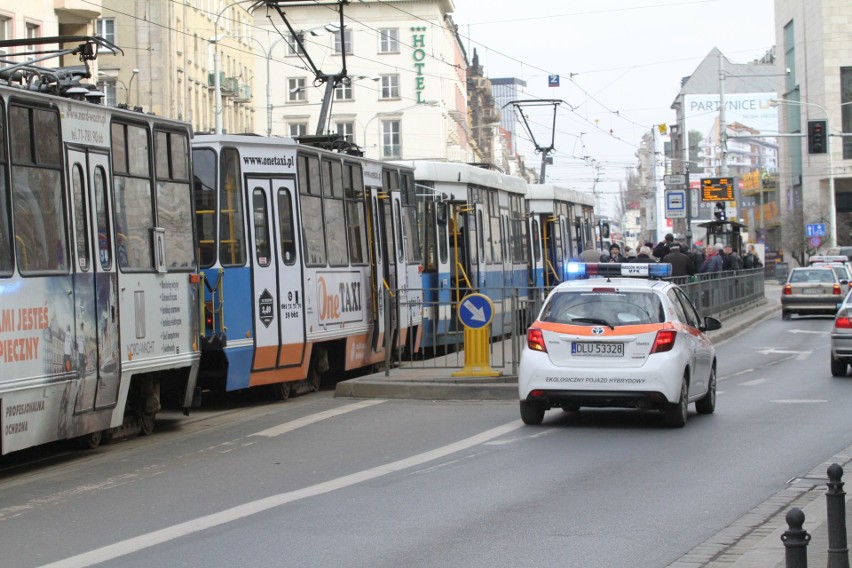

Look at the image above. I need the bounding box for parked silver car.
[781,267,844,320]
[830,295,852,376]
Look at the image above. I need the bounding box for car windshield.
[789,269,836,283]
[540,290,665,326]
[832,266,849,280]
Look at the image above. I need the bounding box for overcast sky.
[450,0,777,216]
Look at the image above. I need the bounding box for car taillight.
[836,316,852,329]
[783,284,792,295]
[650,330,677,354]
[834,284,842,295]
[527,328,547,352]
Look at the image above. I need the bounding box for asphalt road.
[0,311,849,568]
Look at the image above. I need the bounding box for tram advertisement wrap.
[314,271,365,326]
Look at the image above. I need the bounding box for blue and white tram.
[191,135,419,398]
[526,183,596,288]
[404,161,530,349]
[0,45,201,454]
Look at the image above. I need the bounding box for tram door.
[377,191,398,349]
[67,149,120,414]
[247,177,305,370]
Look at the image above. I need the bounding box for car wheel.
[664,375,688,428]
[520,400,545,425]
[695,366,716,415]
[830,357,848,377]
[782,310,791,321]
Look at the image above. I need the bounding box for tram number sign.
[258,289,274,328]
[701,177,735,202]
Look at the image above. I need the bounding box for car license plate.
[572,342,624,357]
[802,288,823,295]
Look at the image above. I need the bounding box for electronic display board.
[701,177,735,201]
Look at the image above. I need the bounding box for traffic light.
[808,120,827,154]
[714,201,727,221]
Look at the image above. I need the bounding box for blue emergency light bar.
[566,262,672,279]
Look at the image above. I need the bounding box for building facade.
[775,0,852,259]
[0,0,102,60]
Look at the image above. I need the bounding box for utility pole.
[504,99,563,182]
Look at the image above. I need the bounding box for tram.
[192,135,420,398]
[404,161,531,350]
[526,183,596,289]
[0,36,200,454]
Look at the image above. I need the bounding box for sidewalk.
[338,281,852,566]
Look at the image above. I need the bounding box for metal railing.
[385,269,766,373]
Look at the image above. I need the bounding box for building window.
[379,28,399,53]
[96,18,116,44]
[381,120,400,159]
[288,123,307,137]
[0,16,9,57]
[842,67,852,160]
[783,20,796,93]
[335,121,354,143]
[25,23,40,62]
[334,81,353,101]
[288,78,306,102]
[333,29,352,55]
[285,32,303,56]
[380,75,399,99]
[99,80,118,107]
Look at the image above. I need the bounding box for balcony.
[233,84,252,102]
[221,77,238,95]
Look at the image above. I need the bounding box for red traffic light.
[808,119,827,154]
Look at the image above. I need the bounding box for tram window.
[93,165,112,270]
[299,155,326,266]
[155,130,194,271]
[402,203,420,264]
[219,147,246,267]
[476,209,485,262]
[437,202,448,265]
[10,105,67,275]
[112,123,154,271]
[344,164,367,265]
[192,148,217,268]
[0,171,11,276]
[277,188,296,265]
[532,220,541,262]
[252,189,270,267]
[323,159,348,267]
[72,163,90,271]
[394,200,404,262]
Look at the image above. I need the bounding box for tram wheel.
[78,430,103,449]
[140,412,156,436]
[307,349,325,392]
[272,381,292,401]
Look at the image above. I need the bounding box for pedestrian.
[689,245,705,270]
[653,233,674,261]
[607,243,626,262]
[636,245,655,263]
[700,244,723,273]
[665,242,695,277]
[722,245,742,271]
[742,245,762,269]
[625,247,637,262]
[579,242,603,262]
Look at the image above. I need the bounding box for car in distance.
[518,262,721,428]
[830,293,852,376]
[781,266,844,320]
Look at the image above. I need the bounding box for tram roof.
[394,160,528,195]
[527,183,595,208]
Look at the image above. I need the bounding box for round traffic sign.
[809,236,822,248]
[457,293,494,329]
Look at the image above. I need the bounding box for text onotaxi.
[518,262,722,428]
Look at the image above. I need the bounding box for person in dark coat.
[664,243,695,277]
[636,246,655,263]
[607,243,626,262]
[653,233,674,260]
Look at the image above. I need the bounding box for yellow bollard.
[452,293,501,378]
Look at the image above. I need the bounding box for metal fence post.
[826,463,850,568]
[384,287,391,377]
[782,507,810,568]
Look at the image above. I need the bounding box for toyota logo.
[592,326,605,335]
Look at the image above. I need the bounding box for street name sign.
[664,174,687,186]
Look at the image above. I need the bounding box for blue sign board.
[806,223,826,237]
[547,74,560,87]
[458,293,494,329]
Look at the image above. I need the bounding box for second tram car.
[192,135,421,398]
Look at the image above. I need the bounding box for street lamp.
[770,97,852,248]
[127,68,139,107]
[212,0,254,135]
[360,101,437,160]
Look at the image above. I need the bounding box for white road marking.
[249,399,387,437]
[732,369,754,376]
[740,378,768,386]
[39,419,525,568]
[771,399,828,404]
[757,348,812,360]
[787,329,829,335]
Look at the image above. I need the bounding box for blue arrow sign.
[458,293,494,329]
[806,223,826,237]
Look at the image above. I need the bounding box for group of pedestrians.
[581,233,762,278]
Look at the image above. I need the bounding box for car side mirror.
[842,279,849,286]
[700,316,722,332]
